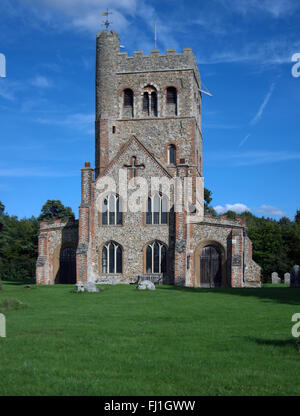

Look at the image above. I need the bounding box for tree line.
[0,195,299,284]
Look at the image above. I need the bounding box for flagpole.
[154,19,157,49]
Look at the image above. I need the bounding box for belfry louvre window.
[102,194,122,225]
[151,91,158,117]
[146,241,167,274]
[146,193,168,225]
[102,242,122,274]
[167,87,177,104]
[166,87,177,115]
[123,89,134,117]
[143,92,149,114]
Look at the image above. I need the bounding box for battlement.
[116,47,201,86]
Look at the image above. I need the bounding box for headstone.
[0,313,6,338]
[75,281,85,292]
[83,281,99,292]
[271,272,281,284]
[138,274,163,284]
[284,273,290,285]
[96,276,119,285]
[290,265,300,288]
[137,280,155,291]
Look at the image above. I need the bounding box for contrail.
[239,133,251,147]
[250,82,275,125]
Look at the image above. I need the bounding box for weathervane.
[102,9,113,30]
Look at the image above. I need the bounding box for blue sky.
[0,0,299,220]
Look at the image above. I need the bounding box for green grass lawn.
[0,281,299,396]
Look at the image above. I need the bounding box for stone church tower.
[36,29,261,288]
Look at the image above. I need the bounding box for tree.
[203,188,217,216]
[0,201,39,282]
[0,201,5,289]
[204,188,212,205]
[224,210,237,220]
[38,200,75,222]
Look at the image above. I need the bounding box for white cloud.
[0,80,25,101]
[0,167,78,177]
[207,150,300,166]
[204,123,241,130]
[197,39,300,65]
[26,0,137,33]
[214,203,250,215]
[35,112,93,133]
[220,0,299,18]
[0,85,14,101]
[250,82,275,125]
[256,205,285,217]
[30,75,52,88]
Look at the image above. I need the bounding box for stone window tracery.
[146,241,167,274]
[142,85,158,117]
[102,194,122,225]
[102,241,122,274]
[146,193,168,225]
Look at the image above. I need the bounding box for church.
[36,28,261,288]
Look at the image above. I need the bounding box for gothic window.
[102,194,122,225]
[166,86,177,115]
[123,88,134,118]
[146,193,168,225]
[102,242,122,274]
[146,241,167,274]
[142,85,158,117]
[168,144,176,165]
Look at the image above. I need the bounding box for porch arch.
[194,240,227,287]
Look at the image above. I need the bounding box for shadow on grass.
[248,337,300,352]
[158,285,300,306]
[2,279,36,286]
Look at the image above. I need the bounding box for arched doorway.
[58,246,76,284]
[200,245,222,287]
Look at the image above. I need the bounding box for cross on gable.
[123,156,145,180]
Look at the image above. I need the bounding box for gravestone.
[76,281,85,292]
[0,313,6,338]
[284,273,290,285]
[271,272,281,284]
[137,280,155,291]
[138,274,163,285]
[84,281,99,292]
[290,265,300,288]
[96,276,119,285]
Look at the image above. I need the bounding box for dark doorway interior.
[58,247,76,284]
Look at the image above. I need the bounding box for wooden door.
[200,245,222,287]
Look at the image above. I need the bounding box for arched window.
[102,194,122,225]
[146,193,168,225]
[166,86,177,115]
[142,85,158,117]
[102,241,122,274]
[168,144,176,165]
[123,88,134,118]
[146,241,167,274]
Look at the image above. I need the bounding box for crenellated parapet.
[116,48,201,87]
